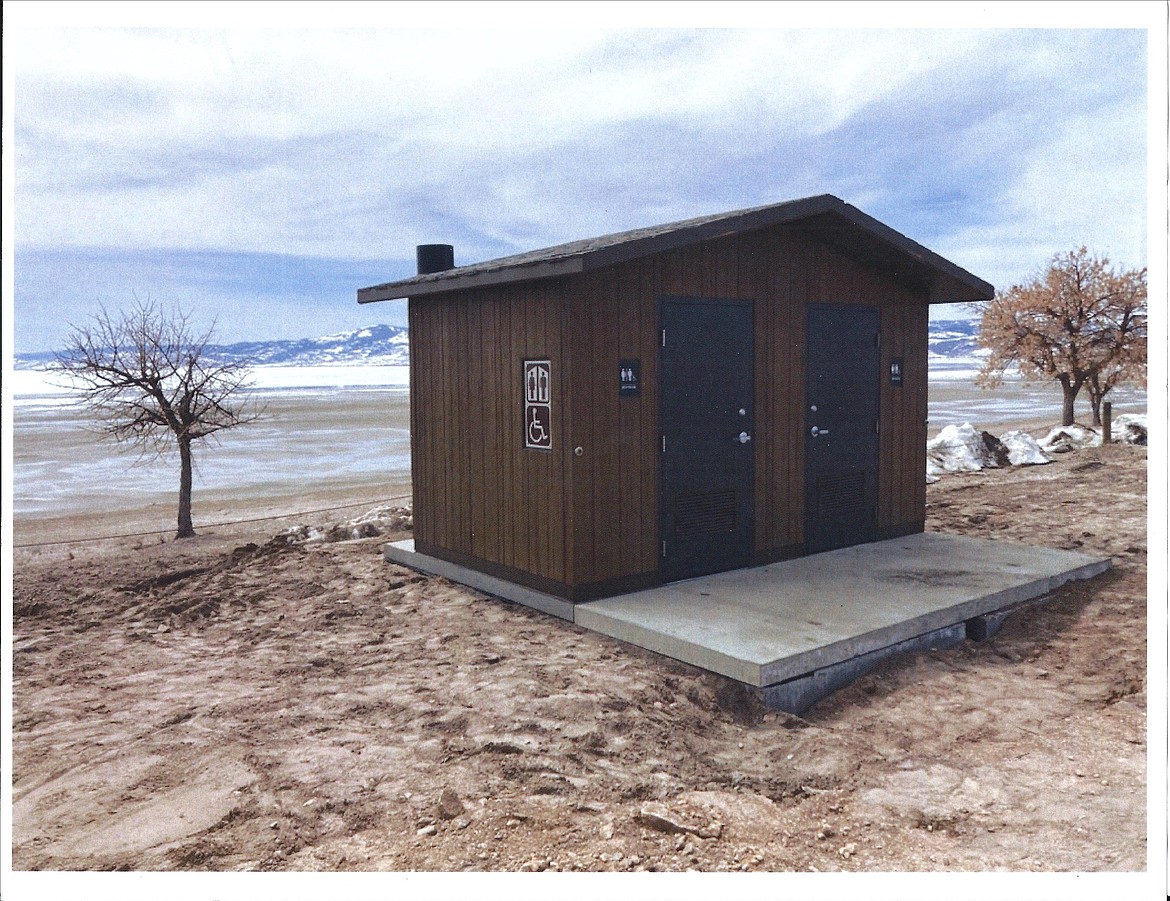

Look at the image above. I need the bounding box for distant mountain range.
[14,324,410,370]
[927,318,982,358]
[205,324,411,366]
[15,319,981,369]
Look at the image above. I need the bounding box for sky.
[4,3,1161,353]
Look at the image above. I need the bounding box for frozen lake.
[12,367,412,525]
[10,361,1146,532]
[925,357,1146,430]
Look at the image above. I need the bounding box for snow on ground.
[927,417,1146,482]
[926,423,1002,473]
[924,356,985,382]
[999,431,1051,466]
[275,504,414,545]
[1039,424,1102,454]
[247,364,410,390]
[1112,414,1147,446]
[10,364,411,402]
[927,422,1051,483]
[9,370,75,400]
[1036,416,1146,452]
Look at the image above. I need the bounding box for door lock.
[738,431,752,444]
[810,426,830,437]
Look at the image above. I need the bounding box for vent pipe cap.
[416,244,455,275]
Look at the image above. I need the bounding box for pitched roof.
[357,194,993,305]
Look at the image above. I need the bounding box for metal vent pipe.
[416,244,455,275]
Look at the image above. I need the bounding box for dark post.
[1102,401,1112,444]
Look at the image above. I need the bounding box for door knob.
[810,426,830,437]
[738,431,752,444]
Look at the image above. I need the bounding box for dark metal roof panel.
[357,194,993,304]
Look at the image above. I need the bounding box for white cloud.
[8,15,1158,346]
[1011,96,1148,267]
[932,91,1147,292]
[10,27,1036,257]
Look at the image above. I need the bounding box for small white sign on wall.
[524,360,552,450]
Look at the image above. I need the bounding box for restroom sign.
[619,359,640,397]
[889,357,904,387]
[524,360,552,450]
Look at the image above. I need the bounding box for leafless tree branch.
[50,300,265,538]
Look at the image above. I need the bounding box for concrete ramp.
[575,533,1109,702]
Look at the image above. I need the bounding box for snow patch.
[926,423,999,473]
[275,504,413,545]
[999,431,1052,466]
[249,365,410,390]
[926,422,1055,481]
[1112,414,1147,446]
[1039,424,1101,454]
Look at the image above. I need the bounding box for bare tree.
[51,301,262,539]
[974,247,1148,426]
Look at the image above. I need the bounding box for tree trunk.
[177,436,195,538]
[1059,376,1078,426]
[1086,373,1105,426]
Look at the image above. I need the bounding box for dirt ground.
[9,438,1149,874]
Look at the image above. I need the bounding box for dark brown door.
[659,297,754,582]
[805,304,881,554]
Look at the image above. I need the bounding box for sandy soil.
[10,436,1148,873]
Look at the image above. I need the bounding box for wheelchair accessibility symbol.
[527,405,550,447]
[524,360,552,450]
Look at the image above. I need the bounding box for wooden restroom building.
[357,195,993,603]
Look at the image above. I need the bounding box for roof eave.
[357,257,584,303]
[831,201,994,304]
[927,273,995,304]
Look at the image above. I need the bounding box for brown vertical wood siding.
[410,280,570,589]
[409,223,929,598]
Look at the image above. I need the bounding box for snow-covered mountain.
[928,318,982,358]
[15,320,982,369]
[207,324,409,366]
[14,324,410,370]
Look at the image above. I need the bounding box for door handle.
[738,431,752,444]
[810,426,830,437]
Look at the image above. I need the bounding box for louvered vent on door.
[816,471,865,514]
[675,490,737,536]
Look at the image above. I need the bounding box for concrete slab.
[382,540,575,621]
[381,532,1108,712]
[758,623,967,715]
[574,533,1109,688]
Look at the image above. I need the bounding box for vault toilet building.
[358,195,1109,711]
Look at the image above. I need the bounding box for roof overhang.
[357,195,993,305]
